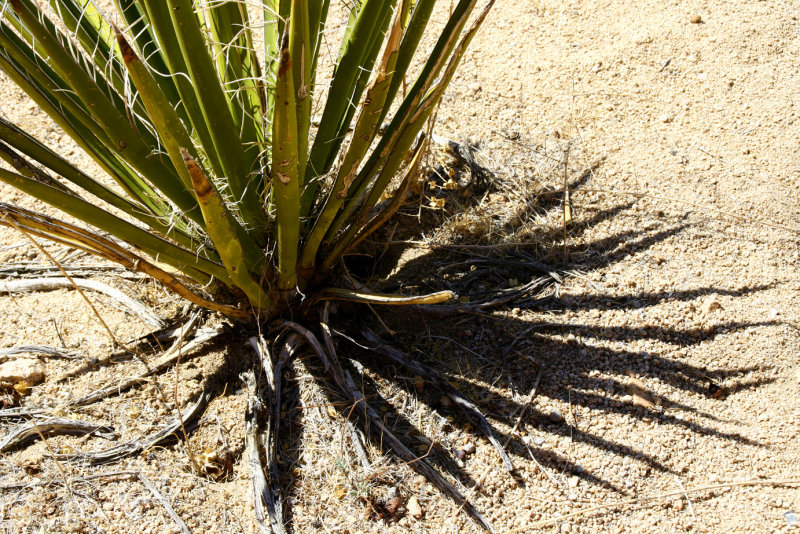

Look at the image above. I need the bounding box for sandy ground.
[1,1,799,533]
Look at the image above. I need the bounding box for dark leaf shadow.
[331,186,778,504]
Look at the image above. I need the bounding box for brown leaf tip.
[114,28,137,64]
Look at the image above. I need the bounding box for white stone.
[0,358,45,385]
[407,496,423,519]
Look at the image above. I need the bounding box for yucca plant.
[0,0,494,320]
[0,0,504,530]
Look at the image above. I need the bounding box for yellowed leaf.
[429,197,446,209]
[332,486,347,500]
[13,381,29,396]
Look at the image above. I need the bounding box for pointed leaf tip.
[181,149,211,197]
[114,28,137,64]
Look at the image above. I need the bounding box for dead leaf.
[626,371,656,408]
[429,197,446,209]
[384,496,402,516]
[12,380,29,396]
[413,375,425,391]
[708,381,728,399]
[198,446,233,480]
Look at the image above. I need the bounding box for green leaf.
[377,0,437,126]
[205,1,266,168]
[138,0,222,176]
[289,0,312,198]
[114,0,188,125]
[302,0,395,200]
[166,0,268,243]
[299,1,409,270]
[115,31,199,197]
[321,0,495,271]
[0,30,185,229]
[271,31,301,290]
[308,0,331,81]
[8,0,202,222]
[0,117,203,252]
[47,0,132,113]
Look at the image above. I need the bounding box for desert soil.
[1,1,799,533]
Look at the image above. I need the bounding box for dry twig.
[0,277,164,328]
[281,320,496,532]
[246,336,289,534]
[503,363,543,447]
[320,304,371,471]
[0,345,78,363]
[62,386,211,465]
[0,470,137,492]
[139,473,191,534]
[69,324,223,407]
[1,418,115,453]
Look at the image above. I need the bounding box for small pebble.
[407,496,423,519]
[689,14,702,24]
[0,358,46,385]
[463,442,476,455]
[701,299,721,314]
[785,511,798,526]
[182,368,203,382]
[548,410,565,423]
[384,496,402,516]
[559,293,574,306]
[533,437,545,446]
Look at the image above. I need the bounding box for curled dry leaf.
[384,496,402,516]
[625,371,657,408]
